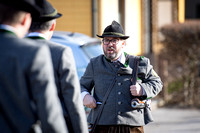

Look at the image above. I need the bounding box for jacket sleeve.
[80,59,95,94]
[58,47,88,133]
[29,45,68,133]
[137,57,163,99]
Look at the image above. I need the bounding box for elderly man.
[27,1,88,133]
[0,0,67,132]
[80,20,163,133]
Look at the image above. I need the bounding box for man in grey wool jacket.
[80,20,163,133]
[27,1,88,133]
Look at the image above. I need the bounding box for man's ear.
[21,13,31,27]
[122,40,126,45]
[50,22,56,31]
[19,13,31,38]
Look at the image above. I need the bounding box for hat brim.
[0,1,41,16]
[33,13,62,22]
[96,34,129,40]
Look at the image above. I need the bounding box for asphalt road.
[144,107,200,133]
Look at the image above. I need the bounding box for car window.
[81,43,103,58]
[51,38,89,78]
[51,31,103,79]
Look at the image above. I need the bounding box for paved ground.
[144,107,200,133]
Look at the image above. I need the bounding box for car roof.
[52,31,101,46]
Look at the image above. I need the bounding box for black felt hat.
[96,20,129,39]
[32,0,62,22]
[0,0,44,16]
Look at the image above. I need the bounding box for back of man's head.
[29,1,62,37]
[0,4,27,25]
[29,19,56,32]
[0,3,32,38]
[0,0,47,37]
[0,0,44,17]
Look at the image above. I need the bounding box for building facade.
[48,0,185,63]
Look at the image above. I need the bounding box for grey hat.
[96,20,129,39]
[32,0,62,22]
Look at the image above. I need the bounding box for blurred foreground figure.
[0,0,68,132]
[27,1,88,133]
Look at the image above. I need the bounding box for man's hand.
[83,94,97,108]
[130,83,143,96]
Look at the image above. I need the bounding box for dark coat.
[29,37,88,133]
[0,31,67,133]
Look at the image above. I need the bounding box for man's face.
[102,37,125,61]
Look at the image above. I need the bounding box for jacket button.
[118,74,120,76]
[118,111,121,115]
[118,101,122,105]
[118,92,121,95]
[118,83,121,86]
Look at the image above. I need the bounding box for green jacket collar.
[0,24,17,37]
[26,36,46,40]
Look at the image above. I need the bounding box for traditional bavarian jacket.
[27,32,88,133]
[80,53,163,126]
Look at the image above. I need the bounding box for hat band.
[103,32,125,36]
[43,9,58,17]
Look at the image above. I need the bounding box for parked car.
[51,31,103,78]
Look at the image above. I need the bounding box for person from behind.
[27,1,88,133]
[0,0,68,132]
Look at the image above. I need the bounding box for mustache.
[107,47,115,50]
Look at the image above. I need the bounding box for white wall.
[100,0,119,32]
[124,0,141,55]
[158,0,173,28]
[100,0,141,55]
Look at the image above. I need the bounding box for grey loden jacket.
[80,54,163,126]
[28,37,88,133]
[0,31,67,133]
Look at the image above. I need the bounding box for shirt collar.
[113,52,126,64]
[0,24,17,35]
[26,32,48,40]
